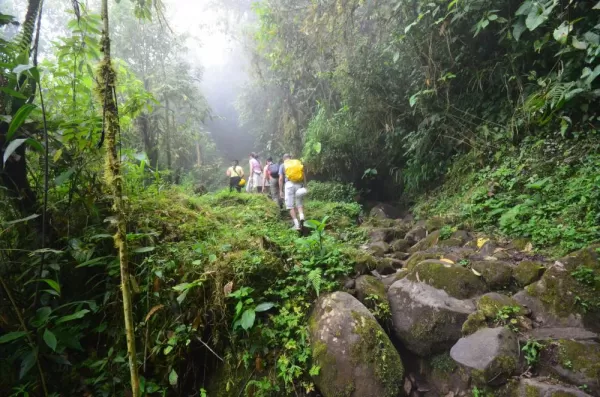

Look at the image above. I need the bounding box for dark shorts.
[230,177,241,192]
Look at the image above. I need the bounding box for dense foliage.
[241,0,600,197]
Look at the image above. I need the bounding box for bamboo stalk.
[97,0,140,395]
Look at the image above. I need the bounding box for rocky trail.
[308,205,600,397]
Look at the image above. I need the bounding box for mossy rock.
[462,293,528,335]
[408,260,487,299]
[406,251,444,270]
[408,230,441,254]
[511,238,532,251]
[514,261,545,286]
[355,275,386,305]
[207,351,254,397]
[388,278,476,356]
[525,262,600,331]
[368,241,390,257]
[423,353,470,395]
[471,260,513,289]
[425,217,448,232]
[450,327,519,387]
[438,238,464,248]
[517,378,593,397]
[558,244,600,272]
[540,340,600,395]
[309,292,404,397]
[390,238,412,253]
[354,253,378,275]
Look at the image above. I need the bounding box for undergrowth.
[0,186,363,396]
[414,137,600,255]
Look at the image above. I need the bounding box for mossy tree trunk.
[97,0,140,396]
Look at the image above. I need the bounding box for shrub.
[307,181,358,203]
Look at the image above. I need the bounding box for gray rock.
[512,288,585,329]
[388,278,476,356]
[478,241,496,257]
[470,261,513,289]
[539,340,600,395]
[520,327,598,342]
[368,227,404,243]
[376,259,396,275]
[389,251,410,260]
[390,238,412,253]
[450,327,519,385]
[368,241,390,257]
[309,292,404,397]
[516,378,592,397]
[355,275,387,305]
[405,226,427,244]
[343,278,356,290]
[369,203,402,220]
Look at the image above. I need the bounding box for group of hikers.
[226,153,307,230]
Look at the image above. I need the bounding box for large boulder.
[513,260,545,286]
[355,275,387,305]
[470,260,513,289]
[390,238,412,253]
[405,251,445,270]
[388,278,475,356]
[368,241,390,257]
[369,203,403,220]
[368,227,405,243]
[538,339,600,395]
[462,293,530,335]
[514,261,600,331]
[404,226,427,244]
[407,260,487,299]
[516,378,592,397]
[408,230,440,253]
[353,253,378,275]
[450,327,519,386]
[309,292,404,397]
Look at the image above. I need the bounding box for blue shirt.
[279,163,287,183]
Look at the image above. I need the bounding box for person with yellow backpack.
[279,154,308,230]
[226,160,245,193]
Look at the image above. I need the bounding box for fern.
[307,268,322,297]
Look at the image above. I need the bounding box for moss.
[525,384,542,397]
[514,261,545,286]
[408,230,441,253]
[353,253,378,274]
[430,352,457,373]
[437,237,463,248]
[350,311,404,397]
[470,261,513,288]
[551,393,579,397]
[462,311,487,335]
[311,339,345,396]
[477,294,526,318]
[512,238,532,251]
[406,251,444,270]
[425,217,447,232]
[527,264,600,318]
[357,275,386,301]
[407,261,486,299]
[469,354,517,387]
[557,339,600,380]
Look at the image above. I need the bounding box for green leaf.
[3,138,43,165]
[43,329,57,351]
[313,141,322,154]
[2,214,39,226]
[240,309,256,330]
[164,345,174,355]
[0,331,28,344]
[20,348,37,379]
[254,302,275,312]
[40,279,61,295]
[525,2,553,31]
[13,64,34,76]
[173,282,192,292]
[553,22,570,44]
[7,104,36,141]
[208,254,217,262]
[176,290,189,304]
[133,246,155,253]
[55,309,90,324]
[393,51,400,63]
[55,167,75,186]
[513,20,527,41]
[572,36,588,50]
[0,87,27,99]
[168,369,178,386]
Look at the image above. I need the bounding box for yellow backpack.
[284,159,304,183]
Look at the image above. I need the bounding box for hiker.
[262,157,281,206]
[226,160,244,193]
[279,154,307,230]
[247,152,263,193]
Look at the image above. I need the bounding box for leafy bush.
[306,180,358,203]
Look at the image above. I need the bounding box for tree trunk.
[164,96,172,180]
[97,1,140,396]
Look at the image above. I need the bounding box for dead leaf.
[144,304,164,322]
[476,238,489,248]
[483,256,498,261]
[471,268,482,277]
[440,257,455,264]
[153,277,161,292]
[130,275,140,294]
[524,242,533,252]
[416,272,421,283]
[223,280,234,296]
